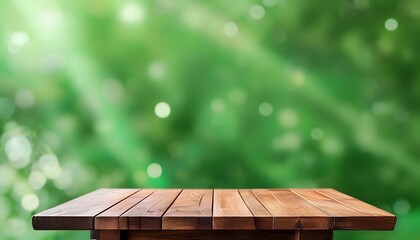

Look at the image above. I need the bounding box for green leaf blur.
[0,0,418,239]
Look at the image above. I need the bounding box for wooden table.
[32,189,396,240]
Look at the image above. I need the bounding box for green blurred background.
[0,0,419,239]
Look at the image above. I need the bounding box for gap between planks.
[238,189,274,229]
[92,189,143,229]
[314,189,386,216]
[158,189,184,226]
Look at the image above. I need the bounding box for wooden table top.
[32,189,396,231]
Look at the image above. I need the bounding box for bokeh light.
[28,171,47,190]
[223,22,239,37]
[147,163,162,179]
[7,31,29,54]
[38,154,61,180]
[394,199,410,215]
[277,109,299,128]
[259,102,273,116]
[310,128,324,141]
[385,18,398,31]
[211,99,226,113]
[5,136,32,169]
[148,61,166,81]
[14,90,35,109]
[119,2,145,23]
[154,102,171,118]
[250,5,265,20]
[21,193,39,212]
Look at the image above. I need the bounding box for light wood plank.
[120,189,182,230]
[239,189,273,229]
[291,189,367,216]
[32,189,139,230]
[316,189,394,216]
[254,189,331,230]
[316,189,396,230]
[163,189,213,230]
[32,188,397,233]
[95,189,155,229]
[213,189,255,230]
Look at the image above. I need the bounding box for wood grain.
[126,230,297,240]
[120,189,182,230]
[253,189,331,230]
[32,188,397,234]
[292,188,367,230]
[95,189,155,229]
[316,189,394,216]
[213,189,255,230]
[163,189,213,230]
[238,189,273,229]
[316,189,396,230]
[32,188,139,230]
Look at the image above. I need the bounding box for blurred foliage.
[0,0,419,239]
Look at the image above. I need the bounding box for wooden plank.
[238,189,273,229]
[32,188,139,230]
[253,189,331,230]
[316,189,396,230]
[163,189,213,230]
[316,189,395,216]
[120,189,182,230]
[271,190,332,230]
[32,188,397,233]
[213,189,255,230]
[292,189,395,230]
[95,189,155,229]
[126,230,297,240]
[291,189,367,216]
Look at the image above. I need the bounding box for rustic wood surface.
[238,189,272,229]
[253,189,331,230]
[32,188,139,230]
[120,189,182,230]
[32,188,396,231]
[95,189,155,229]
[163,189,213,230]
[315,189,397,230]
[213,189,255,230]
